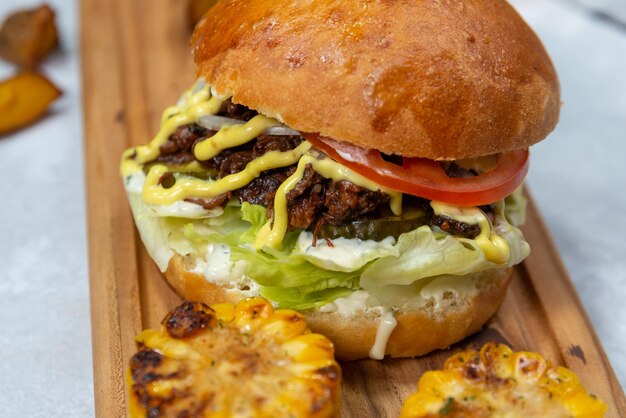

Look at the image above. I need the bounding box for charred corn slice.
[127,298,341,418]
[401,342,607,418]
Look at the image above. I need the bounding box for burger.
[120,0,559,360]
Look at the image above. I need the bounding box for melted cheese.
[142,142,312,205]
[193,115,280,160]
[430,201,510,264]
[255,152,403,249]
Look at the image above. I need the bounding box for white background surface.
[512,0,626,384]
[0,0,624,415]
[0,0,92,417]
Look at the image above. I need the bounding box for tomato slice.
[302,133,529,206]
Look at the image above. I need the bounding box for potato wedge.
[0,72,62,135]
[0,4,58,68]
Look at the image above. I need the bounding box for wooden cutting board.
[81,0,626,416]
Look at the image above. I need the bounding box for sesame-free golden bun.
[165,255,512,360]
[191,0,560,160]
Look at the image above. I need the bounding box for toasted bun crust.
[165,254,512,360]
[192,0,560,160]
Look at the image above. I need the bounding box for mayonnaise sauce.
[319,290,397,359]
[369,310,397,360]
[331,290,371,314]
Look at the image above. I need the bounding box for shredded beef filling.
[283,164,326,229]
[155,98,258,166]
[184,195,229,211]
[157,124,212,166]
[432,215,481,239]
[223,98,258,121]
[149,100,488,240]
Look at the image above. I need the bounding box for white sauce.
[369,310,398,360]
[419,275,476,310]
[125,171,146,193]
[320,291,397,359]
[148,201,224,219]
[318,303,337,313]
[191,244,250,285]
[296,232,397,272]
[323,290,370,314]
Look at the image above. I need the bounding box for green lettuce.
[127,192,195,271]
[504,186,528,226]
[184,202,363,308]
[260,286,356,310]
[359,220,529,289]
[129,184,529,309]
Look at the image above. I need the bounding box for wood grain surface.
[81,0,626,416]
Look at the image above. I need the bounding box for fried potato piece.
[187,0,220,28]
[0,4,58,68]
[127,298,341,418]
[0,72,62,135]
[401,343,607,418]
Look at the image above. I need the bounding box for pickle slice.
[317,209,431,241]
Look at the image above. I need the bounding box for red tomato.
[302,133,529,206]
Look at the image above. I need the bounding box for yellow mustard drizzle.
[121,153,208,179]
[255,153,403,249]
[122,82,507,259]
[193,115,280,160]
[121,148,143,177]
[430,201,510,264]
[159,83,200,125]
[142,142,312,205]
[120,83,223,179]
[175,161,206,173]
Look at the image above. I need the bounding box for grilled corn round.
[401,342,606,418]
[127,298,341,417]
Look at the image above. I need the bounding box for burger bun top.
[192,0,560,160]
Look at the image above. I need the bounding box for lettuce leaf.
[228,247,364,288]
[359,220,529,289]
[127,192,194,271]
[186,203,363,306]
[128,178,529,309]
[504,186,528,226]
[260,286,356,310]
[295,232,398,272]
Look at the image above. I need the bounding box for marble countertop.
[0,0,624,416]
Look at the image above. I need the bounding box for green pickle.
[318,208,431,241]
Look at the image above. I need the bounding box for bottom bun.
[165,254,512,360]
